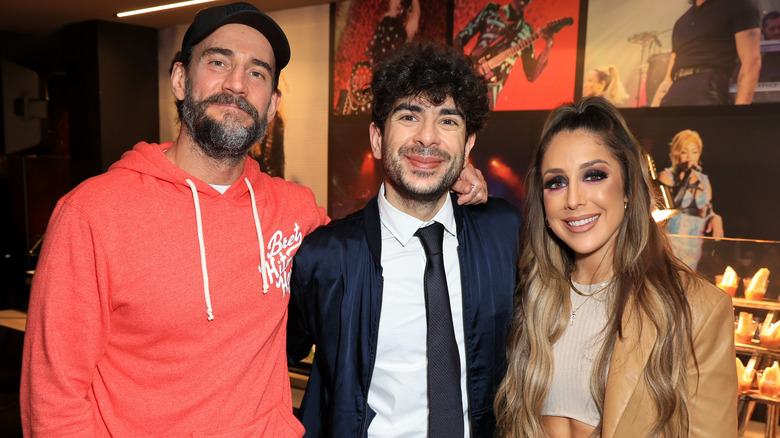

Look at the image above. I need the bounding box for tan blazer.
[601,278,737,438]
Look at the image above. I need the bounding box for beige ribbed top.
[541,281,611,426]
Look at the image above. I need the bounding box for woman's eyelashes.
[584,169,608,182]
[543,175,567,190]
[543,169,609,191]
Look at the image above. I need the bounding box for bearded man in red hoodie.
[20,3,487,436]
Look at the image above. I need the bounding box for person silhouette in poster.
[453,0,557,109]
[582,64,630,106]
[763,11,780,40]
[366,0,421,67]
[651,0,761,106]
[658,129,723,271]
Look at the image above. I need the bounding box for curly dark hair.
[370,41,489,136]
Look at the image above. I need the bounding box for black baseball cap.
[180,2,290,81]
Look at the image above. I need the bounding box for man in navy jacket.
[288,42,521,437]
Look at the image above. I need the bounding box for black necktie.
[415,223,464,437]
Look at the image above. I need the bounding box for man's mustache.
[202,93,259,120]
[398,145,452,161]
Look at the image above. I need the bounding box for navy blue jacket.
[288,194,521,437]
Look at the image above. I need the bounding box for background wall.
[158,25,187,144]
[270,5,330,208]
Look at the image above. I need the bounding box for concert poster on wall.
[584,0,780,108]
[452,0,581,111]
[331,0,448,116]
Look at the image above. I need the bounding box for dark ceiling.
[0,0,335,71]
[1,0,335,36]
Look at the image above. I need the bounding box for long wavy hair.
[495,97,697,437]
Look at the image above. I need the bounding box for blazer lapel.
[601,305,657,438]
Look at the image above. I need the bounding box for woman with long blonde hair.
[495,97,736,437]
[658,129,723,270]
[582,65,629,106]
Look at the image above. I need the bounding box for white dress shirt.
[367,184,469,438]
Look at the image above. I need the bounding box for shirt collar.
[377,183,457,247]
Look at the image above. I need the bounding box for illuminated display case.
[674,234,780,437]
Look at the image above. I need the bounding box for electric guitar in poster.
[476,17,573,83]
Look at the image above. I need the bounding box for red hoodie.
[21,142,327,437]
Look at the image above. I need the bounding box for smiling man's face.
[369,95,475,209]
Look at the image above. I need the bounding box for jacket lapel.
[363,196,382,265]
[601,304,657,438]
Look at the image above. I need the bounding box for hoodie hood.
[110,141,266,203]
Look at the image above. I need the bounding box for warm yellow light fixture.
[645,154,680,223]
[651,208,678,223]
[116,0,219,18]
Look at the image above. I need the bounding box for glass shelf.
[733,298,780,312]
[737,342,780,361]
[741,391,780,407]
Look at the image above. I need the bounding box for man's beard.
[383,144,463,205]
[180,81,269,163]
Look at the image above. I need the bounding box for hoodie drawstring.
[186,179,215,321]
[185,178,271,321]
[245,178,270,294]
